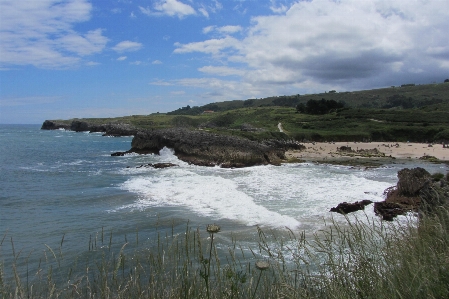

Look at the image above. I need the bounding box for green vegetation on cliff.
[46,83,449,142]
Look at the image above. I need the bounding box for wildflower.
[206,224,220,234]
[252,260,270,299]
[255,260,269,271]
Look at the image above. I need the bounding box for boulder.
[374,202,409,221]
[396,167,431,196]
[375,167,449,220]
[330,200,373,214]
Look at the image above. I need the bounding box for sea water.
[1,124,447,278]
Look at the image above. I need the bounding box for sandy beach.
[286,142,449,164]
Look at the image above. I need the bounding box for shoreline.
[286,142,449,166]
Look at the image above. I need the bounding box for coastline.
[286,142,449,166]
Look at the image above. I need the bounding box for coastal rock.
[101,123,138,137]
[130,128,287,167]
[111,151,128,156]
[41,120,71,130]
[42,120,137,136]
[396,167,431,196]
[330,200,373,214]
[375,167,449,220]
[149,163,178,169]
[374,202,409,221]
[134,163,178,169]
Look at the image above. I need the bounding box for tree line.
[296,98,345,115]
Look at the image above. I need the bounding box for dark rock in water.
[129,128,292,168]
[330,200,373,214]
[41,120,137,136]
[374,202,410,221]
[375,167,449,220]
[111,151,128,156]
[148,163,178,169]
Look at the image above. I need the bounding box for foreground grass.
[1,207,448,299]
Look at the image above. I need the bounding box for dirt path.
[278,123,284,133]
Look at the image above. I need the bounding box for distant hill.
[167,82,449,115]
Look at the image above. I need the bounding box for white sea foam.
[116,148,397,230]
[119,167,300,228]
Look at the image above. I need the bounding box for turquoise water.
[1,124,447,279]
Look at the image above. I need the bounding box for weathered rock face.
[375,167,449,220]
[41,120,71,130]
[42,120,137,136]
[396,167,431,196]
[130,128,289,167]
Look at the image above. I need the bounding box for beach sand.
[286,142,449,164]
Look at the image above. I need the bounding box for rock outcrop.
[129,128,296,167]
[42,120,304,168]
[42,120,137,136]
[330,200,373,214]
[375,167,449,220]
[41,120,71,130]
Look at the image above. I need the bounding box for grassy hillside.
[168,82,449,113]
[49,83,449,142]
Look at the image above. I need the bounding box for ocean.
[1,124,448,279]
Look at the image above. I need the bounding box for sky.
[1,0,449,124]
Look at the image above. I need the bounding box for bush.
[431,172,445,182]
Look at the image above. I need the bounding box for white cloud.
[117,56,127,61]
[198,7,209,18]
[174,36,238,55]
[130,60,142,65]
[152,60,163,64]
[140,0,196,18]
[0,0,108,69]
[112,40,143,53]
[203,26,215,34]
[86,61,100,66]
[217,25,242,34]
[202,25,242,35]
[58,29,108,56]
[174,0,449,94]
[198,66,245,77]
[269,0,289,14]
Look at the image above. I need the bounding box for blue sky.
[1,0,449,124]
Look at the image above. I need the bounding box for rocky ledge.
[123,128,303,168]
[42,120,304,168]
[374,167,448,220]
[42,120,137,136]
[330,167,448,221]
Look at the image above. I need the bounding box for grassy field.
[2,205,448,298]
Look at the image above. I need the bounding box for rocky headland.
[124,128,303,168]
[41,120,138,136]
[42,120,303,168]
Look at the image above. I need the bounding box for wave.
[119,167,300,228]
